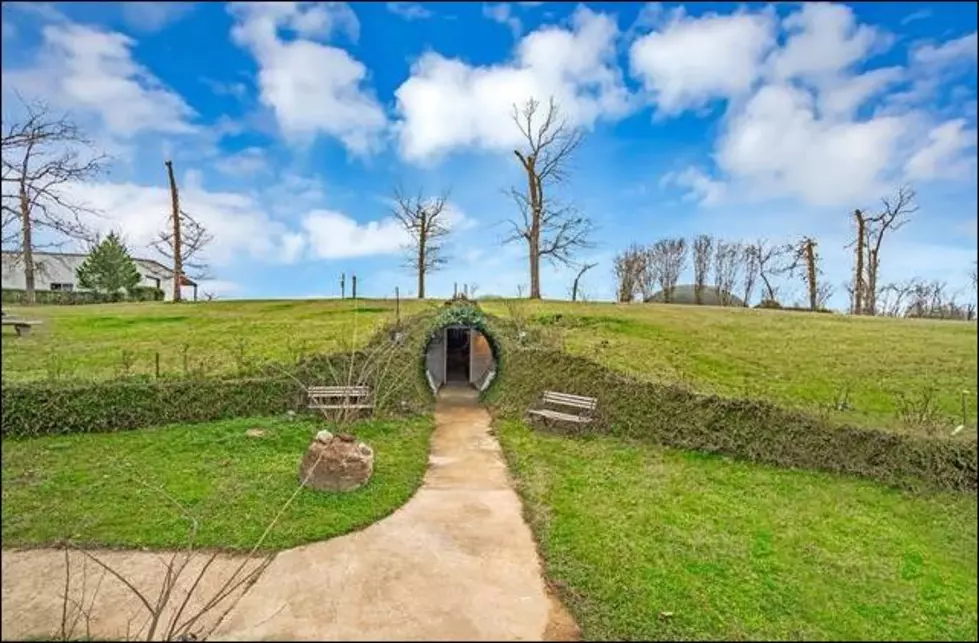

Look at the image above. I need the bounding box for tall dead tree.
[647,238,687,303]
[692,234,713,305]
[506,97,592,299]
[151,160,212,302]
[755,239,791,303]
[1,99,106,304]
[391,186,451,299]
[739,243,761,307]
[861,185,917,315]
[789,236,821,311]
[613,244,646,303]
[849,209,867,314]
[570,261,597,302]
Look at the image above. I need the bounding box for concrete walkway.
[2,384,578,641]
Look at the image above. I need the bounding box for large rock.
[298,430,374,492]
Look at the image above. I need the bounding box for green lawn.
[4,298,976,430]
[498,419,978,641]
[480,299,978,430]
[1,298,436,383]
[1,415,433,551]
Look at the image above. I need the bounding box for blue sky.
[1,1,976,307]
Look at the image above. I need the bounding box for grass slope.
[498,420,978,641]
[1,415,434,551]
[480,300,978,430]
[4,298,975,430]
[1,299,436,383]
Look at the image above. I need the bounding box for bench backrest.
[541,390,597,411]
[308,386,371,399]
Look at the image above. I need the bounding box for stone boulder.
[298,430,374,492]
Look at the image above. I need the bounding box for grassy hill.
[644,283,745,306]
[3,298,976,431]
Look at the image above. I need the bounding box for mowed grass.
[480,299,978,431]
[1,415,433,551]
[498,420,978,641]
[1,298,437,382]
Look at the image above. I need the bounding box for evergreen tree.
[76,232,141,299]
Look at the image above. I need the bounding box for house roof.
[0,250,197,286]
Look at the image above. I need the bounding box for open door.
[469,329,493,387]
[425,331,446,391]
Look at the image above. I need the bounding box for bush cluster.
[486,347,977,493]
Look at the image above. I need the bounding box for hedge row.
[486,347,977,493]
[2,287,164,305]
[2,342,438,438]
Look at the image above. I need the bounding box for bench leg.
[15,326,29,337]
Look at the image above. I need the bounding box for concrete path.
[2,384,578,641]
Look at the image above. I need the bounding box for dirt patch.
[544,588,581,641]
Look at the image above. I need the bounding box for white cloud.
[214,147,269,176]
[394,5,633,162]
[301,210,407,259]
[119,2,195,33]
[386,2,433,21]
[769,3,891,82]
[2,21,196,137]
[483,3,523,38]
[196,279,242,296]
[639,3,976,208]
[904,118,978,181]
[628,7,776,115]
[64,181,302,267]
[910,31,978,68]
[228,2,386,155]
[715,83,906,207]
[660,167,726,206]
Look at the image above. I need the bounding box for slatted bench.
[1,318,42,337]
[527,390,598,425]
[307,386,374,418]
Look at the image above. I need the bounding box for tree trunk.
[804,239,817,311]
[417,222,426,299]
[525,160,542,300]
[165,160,183,303]
[19,179,36,305]
[853,210,865,315]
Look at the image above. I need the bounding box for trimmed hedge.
[2,287,165,305]
[486,347,977,493]
[1,377,300,438]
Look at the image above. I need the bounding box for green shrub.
[757,298,782,309]
[487,348,977,493]
[2,287,164,305]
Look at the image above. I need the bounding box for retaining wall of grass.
[485,347,977,493]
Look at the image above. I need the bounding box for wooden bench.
[307,386,374,417]
[1,318,42,337]
[527,390,598,425]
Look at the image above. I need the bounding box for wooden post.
[155,352,160,379]
[396,287,400,325]
[341,273,346,299]
[453,282,457,297]
[352,274,358,299]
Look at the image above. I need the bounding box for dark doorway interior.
[445,327,470,383]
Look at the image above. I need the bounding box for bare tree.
[713,241,742,306]
[849,209,868,314]
[613,243,646,303]
[970,260,977,292]
[739,243,761,307]
[506,97,592,299]
[647,238,687,303]
[570,261,597,302]
[862,185,918,315]
[755,238,792,304]
[391,186,451,299]
[151,160,212,302]
[692,234,713,305]
[1,98,106,304]
[816,281,835,310]
[788,236,821,311]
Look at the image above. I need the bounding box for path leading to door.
[2,385,578,641]
[212,383,577,640]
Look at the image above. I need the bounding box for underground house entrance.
[424,324,498,393]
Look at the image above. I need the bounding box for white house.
[1,251,198,301]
